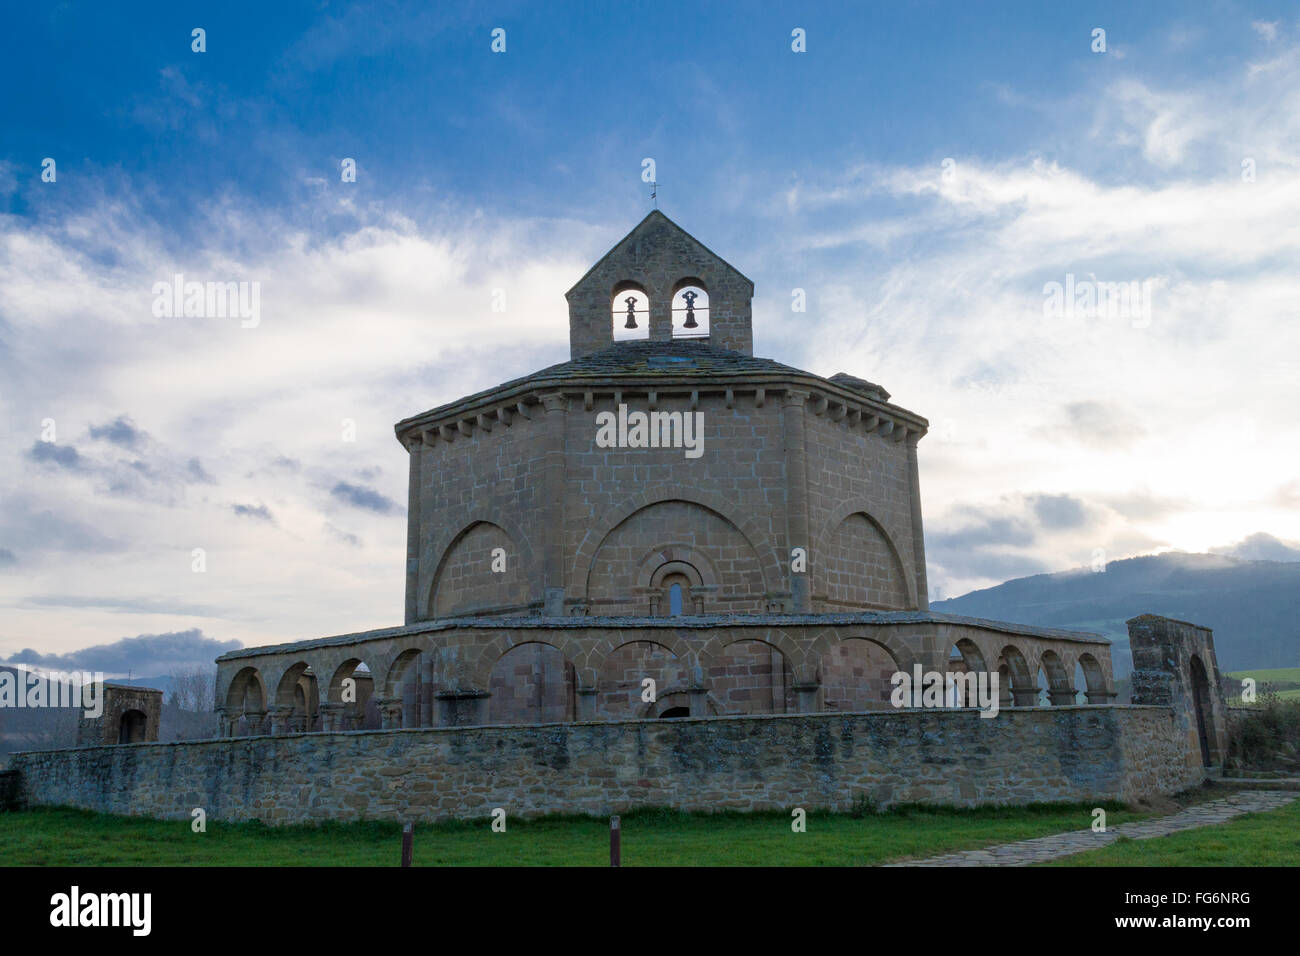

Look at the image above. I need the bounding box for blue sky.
[3,1,1299,674]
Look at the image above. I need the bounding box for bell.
[623,296,638,329]
[682,290,699,329]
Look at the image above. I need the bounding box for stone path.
[884,790,1299,867]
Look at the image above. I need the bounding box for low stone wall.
[9,705,1204,824]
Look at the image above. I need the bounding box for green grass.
[1226,668,1300,683]
[0,802,1152,867]
[1044,799,1300,866]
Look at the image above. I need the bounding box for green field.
[1226,668,1300,683]
[1043,799,1300,866]
[1,803,1152,867]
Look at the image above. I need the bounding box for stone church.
[213,211,1117,736]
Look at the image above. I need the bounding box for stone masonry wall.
[12,705,1204,824]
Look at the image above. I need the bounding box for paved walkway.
[884,790,1299,867]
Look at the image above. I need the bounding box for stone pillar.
[540,392,568,616]
[319,703,344,733]
[687,686,709,717]
[437,691,489,727]
[1087,690,1117,704]
[575,688,599,721]
[214,707,229,738]
[244,710,266,736]
[420,658,435,727]
[905,433,930,611]
[781,389,812,612]
[1048,688,1076,706]
[1128,614,1227,767]
[267,707,292,735]
[1011,688,1038,707]
[404,437,423,624]
[649,282,672,342]
[793,682,820,713]
[379,698,403,730]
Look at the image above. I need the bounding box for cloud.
[330,481,398,514]
[87,414,147,449]
[3,628,241,676]
[231,502,274,522]
[1028,493,1089,530]
[0,548,17,569]
[27,441,83,469]
[1252,21,1279,43]
[1211,532,1300,562]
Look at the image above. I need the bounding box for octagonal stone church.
[215,211,1115,736]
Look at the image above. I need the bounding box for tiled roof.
[395,340,920,433]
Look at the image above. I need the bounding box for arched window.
[659,572,691,616]
[669,582,683,616]
[671,280,709,338]
[612,283,650,342]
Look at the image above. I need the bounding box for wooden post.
[610,815,621,867]
[401,822,413,867]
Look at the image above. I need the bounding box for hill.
[933,552,1300,676]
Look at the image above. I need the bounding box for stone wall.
[1129,614,1228,767]
[10,705,1204,824]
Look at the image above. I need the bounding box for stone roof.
[215,610,1109,661]
[394,339,926,437]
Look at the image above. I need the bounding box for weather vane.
[650,180,660,209]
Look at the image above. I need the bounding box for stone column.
[319,703,344,733]
[437,691,490,727]
[244,710,266,736]
[1086,690,1117,704]
[420,658,435,727]
[1011,688,1038,707]
[687,686,710,717]
[214,707,229,738]
[793,682,820,713]
[540,392,568,615]
[404,437,423,624]
[781,390,812,612]
[267,707,292,735]
[1048,688,1076,706]
[575,687,599,721]
[905,433,930,611]
[379,698,403,730]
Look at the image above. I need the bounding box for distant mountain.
[933,551,1300,676]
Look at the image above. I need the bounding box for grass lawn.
[1044,799,1300,866]
[1,802,1152,867]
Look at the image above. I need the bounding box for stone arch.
[1037,649,1071,704]
[814,503,917,610]
[326,657,378,730]
[581,629,696,689]
[487,640,575,724]
[119,709,148,744]
[573,484,782,605]
[427,517,535,618]
[945,638,989,708]
[818,636,903,712]
[1189,654,1218,766]
[225,666,266,712]
[705,635,796,715]
[670,276,709,338]
[642,691,721,718]
[273,661,320,732]
[596,639,689,720]
[996,645,1034,706]
[612,279,650,341]
[1075,652,1107,703]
